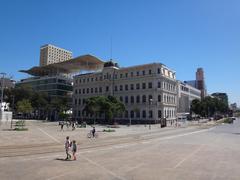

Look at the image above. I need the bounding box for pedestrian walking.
[72,140,77,160]
[66,122,69,129]
[72,122,75,131]
[60,122,64,131]
[92,127,96,137]
[65,136,71,160]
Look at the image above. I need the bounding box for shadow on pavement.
[55,158,72,161]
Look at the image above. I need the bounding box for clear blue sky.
[0,0,239,105]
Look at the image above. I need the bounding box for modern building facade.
[184,68,207,99]
[196,68,206,99]
[16,75,73,98]
[40,44,73,66]
[73,61,178,124]
[18,51,104,121]
[19,53,104,99]
[177,81,201,114]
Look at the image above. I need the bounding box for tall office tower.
[196,68,206,99]
[39,44,73,66]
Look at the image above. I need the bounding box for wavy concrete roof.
[20,54,104,76]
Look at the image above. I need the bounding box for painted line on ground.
[11,127,214,163]
[81,155,127,180]
[173,144,205,169]
[38,128,61,143]
[125,163,145,173]
[46,169,77,180]
[46,155,127,180]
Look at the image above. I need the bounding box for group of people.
[65,136,77,160]
[60,121,76,131]
[63,126,97,161]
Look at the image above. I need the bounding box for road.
[0,119,240,180]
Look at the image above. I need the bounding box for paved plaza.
[0,119,240,180]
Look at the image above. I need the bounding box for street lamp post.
[0,73,6,111]
[149,98,153,129]
[10,95,15,129]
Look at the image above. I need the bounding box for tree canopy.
[84,96,125,124]
[4,86,70,120]
[190,96,229,117]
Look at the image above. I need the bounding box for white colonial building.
[72,61,178,125]
[177,81,201,115]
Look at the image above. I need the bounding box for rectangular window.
[149,110,153,118]
[99,87,102,93]
[125,84,128,91]
[125,96,128,103]
[130,96,134,103]
[149,69,152,74]
[142,83,146,89]
[142,70,145,75]
[115,86,118,91]
[120,85,123,91]
[142,110,146,118]
[158,82,161,88]
[136,83,140,90]
[131,72,134,77]
[130,84,134,90]
[158,110,162,118]
[136,96,140,103]
[125,73,128,78]
[148,82,152,89]
[106,86,109,92]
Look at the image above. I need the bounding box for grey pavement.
[0,118,240,180]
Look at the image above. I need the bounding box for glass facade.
[16,76,73,97]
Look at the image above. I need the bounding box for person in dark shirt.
[72,140,77,160]
[92,127,96,137]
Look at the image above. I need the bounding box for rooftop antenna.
[110,36,112,61]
